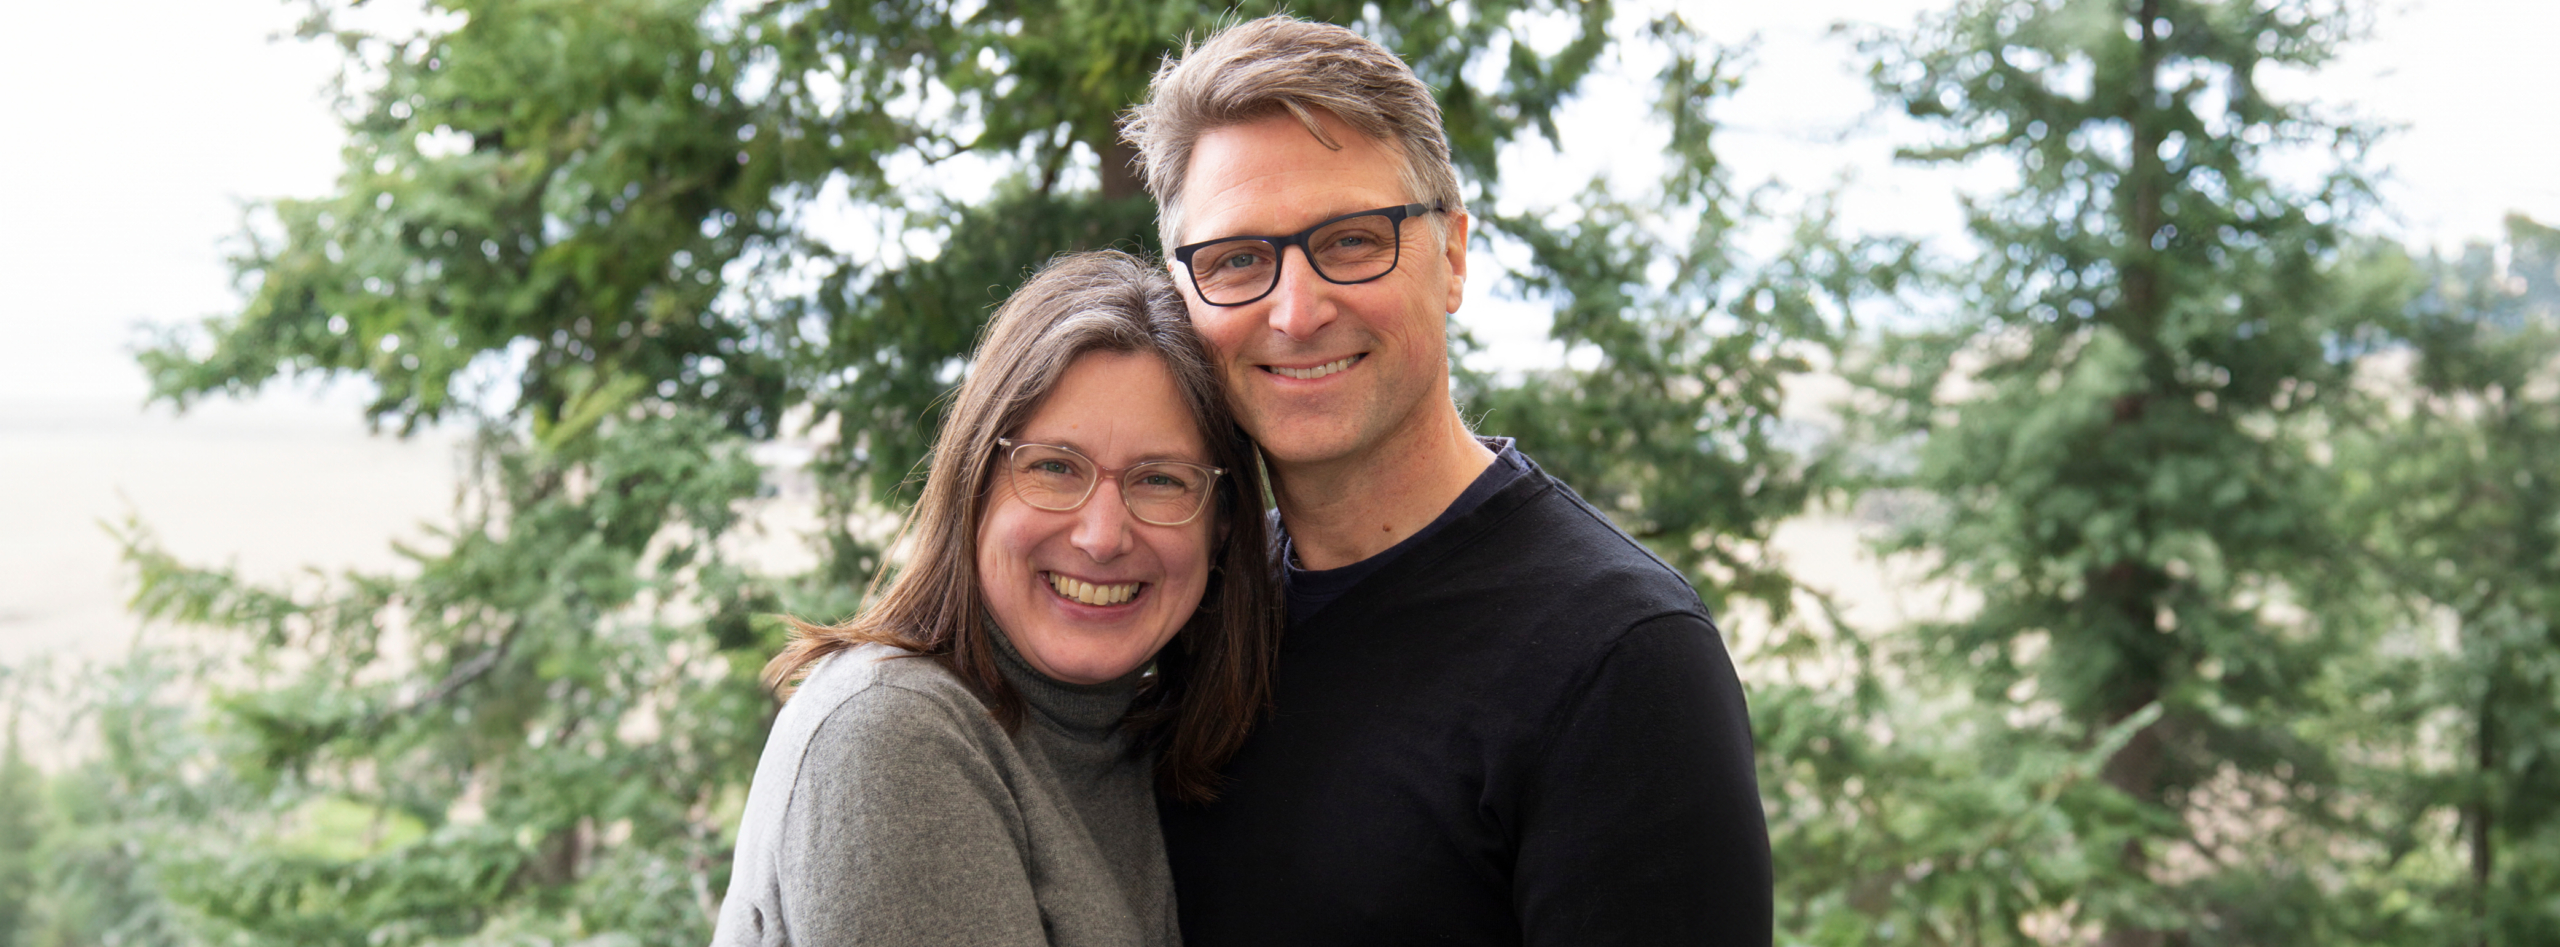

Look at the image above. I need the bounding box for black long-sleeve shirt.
[1161,449,1772,946]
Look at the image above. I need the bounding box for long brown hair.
[763,248,1279,803]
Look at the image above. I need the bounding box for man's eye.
[1221,250,1266,270]
[1315,226,1391,257]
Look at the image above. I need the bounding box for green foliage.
[46,1,1832,944]
[1458,15,1863,618]
[10,654,214,947]
[2337,217,2560,946]
[1758,650,2167,946]
[1834,0,2418,941]
[145,0,791,441]
[101,408,775,946]
[0,715,38,947]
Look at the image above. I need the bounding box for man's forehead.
[1179,114,1409,240]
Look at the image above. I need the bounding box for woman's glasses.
[995,439,1226,527]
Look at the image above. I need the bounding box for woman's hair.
[763,248,1279,803]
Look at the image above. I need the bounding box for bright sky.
[0,0,2551,685]
[0,0,2551,409]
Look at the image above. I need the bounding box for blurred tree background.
[0,0,2551,944]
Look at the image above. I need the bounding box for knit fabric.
[712,629,1178,947]
[1162,453,1772,946]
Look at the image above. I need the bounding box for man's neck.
[1270,407,1497,572]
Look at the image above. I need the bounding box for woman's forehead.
[1009,350,1211,460]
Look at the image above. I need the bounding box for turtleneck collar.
[984,619,1144,740]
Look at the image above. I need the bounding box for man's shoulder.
[1304,455,1715,664]
[1464,457,1709,616]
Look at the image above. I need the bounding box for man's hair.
[763,249,1281,804]
[1121,15,1467,251]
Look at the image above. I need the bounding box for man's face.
[1170,111,1468,471]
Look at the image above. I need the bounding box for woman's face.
[977,350,1219,684]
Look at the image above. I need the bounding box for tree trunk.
[2095,569,2170,947]
[2472,687,2494,947]
[2102,9,2172,945]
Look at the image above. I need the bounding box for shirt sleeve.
[1511,611,1773,946]
[776,685,1051,947]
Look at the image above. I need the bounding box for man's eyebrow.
[1203,204,1388,239]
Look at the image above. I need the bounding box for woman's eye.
[1029,459,1077,476]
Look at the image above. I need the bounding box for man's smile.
[1264,354,1364,381]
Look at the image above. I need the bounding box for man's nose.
[1070,480,1136,561]
[1265,248,1336,342]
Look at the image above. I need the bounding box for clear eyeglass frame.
[993,438,1227,527]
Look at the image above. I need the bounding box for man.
[1120,15,1772,946]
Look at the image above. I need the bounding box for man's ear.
[1441,210,1470,315]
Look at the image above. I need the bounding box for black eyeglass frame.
[1171,202,1446,307]
[993,438,1230,527]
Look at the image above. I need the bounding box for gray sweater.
[711,632,1178,947]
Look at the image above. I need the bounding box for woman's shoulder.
[776,646,1024,822]
[718,645,1023,946]
[782,644,998,755]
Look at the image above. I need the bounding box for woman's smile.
[1045,572,1145,607]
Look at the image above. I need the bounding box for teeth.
[1048,573,1139,606]
[1270,355,1359,380]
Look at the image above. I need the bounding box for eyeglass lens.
[1006,443,1215,525]
[1187,212,1405,306]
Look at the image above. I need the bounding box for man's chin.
[1246,424,1369,473]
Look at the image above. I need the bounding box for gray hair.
[1120,15,1468,251]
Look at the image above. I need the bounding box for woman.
[712,250,1279,946]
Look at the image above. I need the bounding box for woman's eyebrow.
[1014,435,1211,466]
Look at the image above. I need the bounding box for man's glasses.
[1171,202,1445,307]
[994,439,1227,527]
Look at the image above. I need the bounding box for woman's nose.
[1070,480,1136,561]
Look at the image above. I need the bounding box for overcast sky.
[0,0,2550,411]
[0,0,2551,700]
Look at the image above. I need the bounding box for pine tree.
[1848,0,2410,941]
[2342,216,2560,946]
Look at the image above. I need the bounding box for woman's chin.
[1001,585,1195,684]
[1030,648,1150,685]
